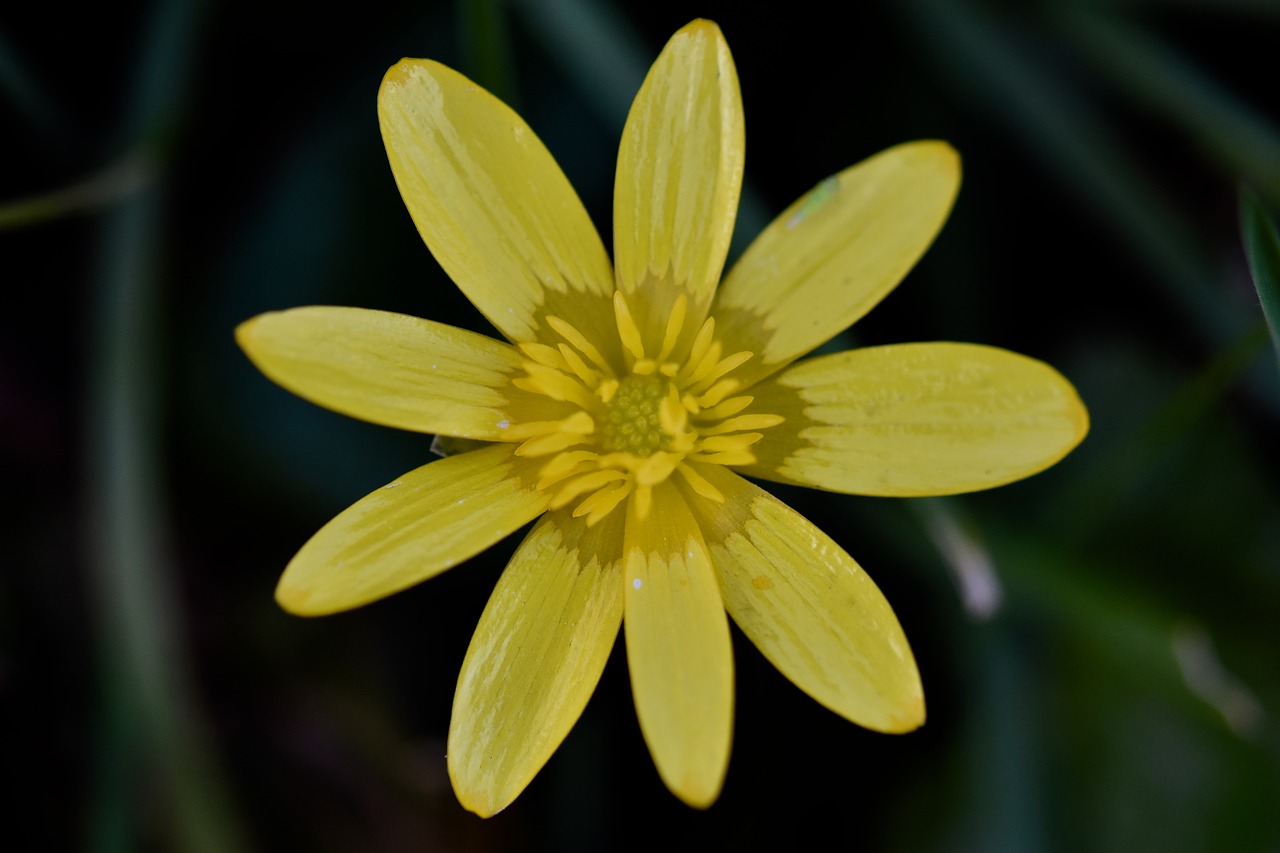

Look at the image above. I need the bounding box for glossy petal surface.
[237,306,520,439]
[379,60,615,344]
[276,445,547,615]
[614,19,744,341]
[624,482,733,808]
[685,464,923,732]
[714,141,960,387]
[450,510,624,817]
[743,343,1089,496]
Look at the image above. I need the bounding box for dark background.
[4,0,1280,850]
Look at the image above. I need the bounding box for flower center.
[601,375,666,455]
[501,291,784,525]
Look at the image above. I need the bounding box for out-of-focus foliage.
[2,0,1278,850]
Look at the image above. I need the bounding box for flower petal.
[379,60,615,344]
[276,444,546,615]
[237,306,522,439]
[743,343,1089,496]
[449,510,624,817]
[614,20,744,344]
[714,141,960,387]
[681,463,923,733]
[623,482,734,808]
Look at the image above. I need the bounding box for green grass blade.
[1240,188,1280,372]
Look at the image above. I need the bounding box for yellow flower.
[237,20,1087,815]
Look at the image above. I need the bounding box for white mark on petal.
[382,482,401,489]
[632,578,642,590]
[497,419,510,429]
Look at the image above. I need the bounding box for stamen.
[551,469,628,509]
[546,315,611,373]
[700,413,785,435]
[690,449,756,466]
[517,430,593,457]
[656,294,688,362]
[501,412,593,441]
[536,450,600,489]
[697,378,741,409]
[550,344,594,386]
[634,451,679,486]
[683,340,723,387]
[700,433,763,452]
[613,292,646,362]
[676,463,725,503]
[658,387,689,436]
[698,395,753,420]
[689,351,753,394]
[577,481,633,527]
[519,342,569,370]
[683,318,716,377]
[513,363,596,408]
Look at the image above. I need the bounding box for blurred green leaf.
[1240,188,1280,372]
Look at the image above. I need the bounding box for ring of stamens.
[503,291,784,526]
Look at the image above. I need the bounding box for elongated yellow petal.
[379,60,615,345]
[623,481,733,808]
[449,510,624,817]
[276,445,546,615]
[237,306,521,439]
[681,464,923,732]
[714,141,960,387]
[743,343,1089,496]
[614,20,744,346]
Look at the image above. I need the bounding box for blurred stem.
[914,498,1004,621]
[85,0,248,849]
[0,153,152,229]
[457,0,516,107]
[1057,6,1280,207]
[1240,188,1280,373]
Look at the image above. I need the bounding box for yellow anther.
[551,469,628,509]
[513,364,595,408]
[659,388,689,436]
[578,482,633,527]
[596,379,619,403]
[698,395,753,421]
[558,343,600,386]
[690,449,756,466]
[657,294,688,362]
[684,343,721,387]
[689,350,752,394]
[613,291,647,362]
[697,378,741,409]
[536,450,599,489]
[683,317,716,377]
[634,452,679,486]
[700,433,763,453]
[545,315,611,373]
[700,413,785,435]
[676,462,725,503]
[518,342,568,370]
[517,430,593,457]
